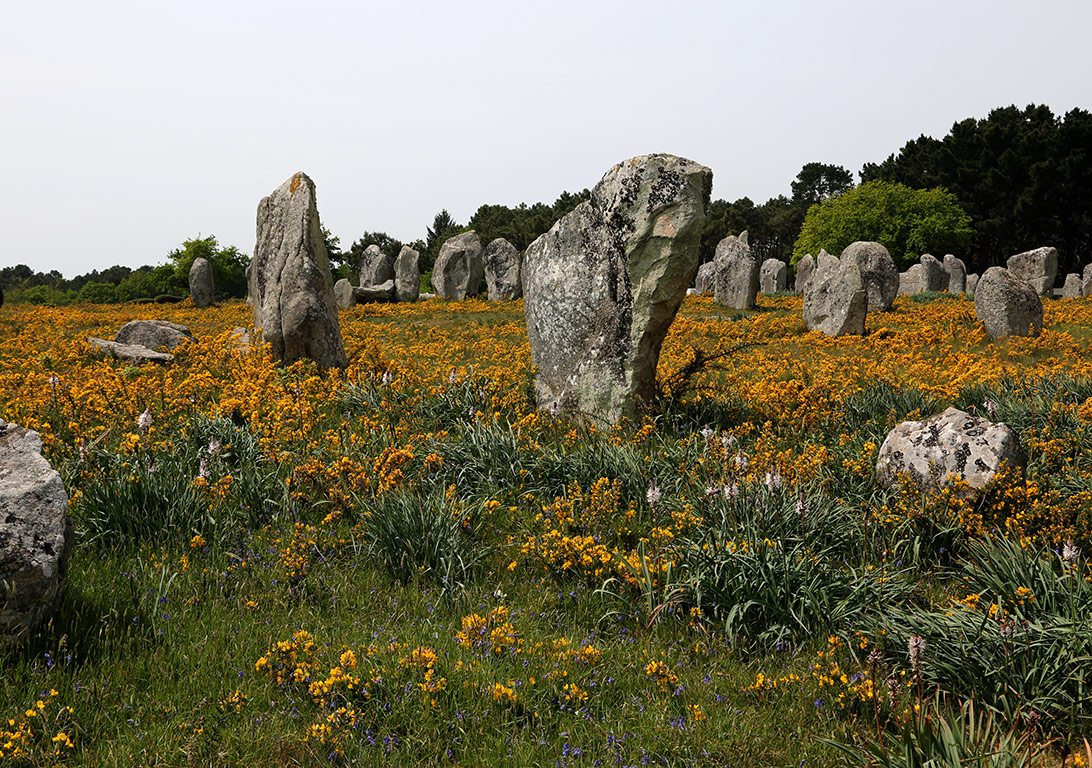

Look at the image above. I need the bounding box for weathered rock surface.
[1082,264,1092,297]
[899,265,921,295]
[967,273,980,296]
[523,153,712,424]
[249,172,347,370]
[353,280,396,303]
[394,246,420,303]
[359,245,394,287]
[920,254,947,292]
[333,278,355,310]
[87,337,174,364]
[944,254,968,294]
[1007,246,1058,297]
[876,407,1026,494]
[803,252,867,336]
[713,232,758,309]
[0,421,74,648]
[1061,273,1082,299]
[841,241,898,310]
[189,257,214,308]
[483,238,522,301]
[974,266,1043,339]
[695,262,716,295]
[794,253,815,293]
[760,259,787,294]
[115,320,194,351]
[432,232,484,300]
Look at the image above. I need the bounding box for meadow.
[0,292,1090,767]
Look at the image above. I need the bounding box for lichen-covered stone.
[876,407,1026,495]
[432,232,484,300]
[1082,264,1092,298]
[359,244,394,287]
[1007,246,1058,296]
[840,241,897,310]
[694,262,715,294]
[523,153,711,424]
[1,422,74,648]
[713,232,758,309]
[974,266,1043,339]
[794,253,815,293]
[249,172,347,370]
[87,337,174,365]
[919,254,947,292]
[967,273,980,296]
[1061,273,1082,299]
[189,257,214,307]
[760,259,787,294]
[115,320,194,351]
[943,254,967,294]
[394,246,420,303]
[803,252,867,336]
[483,238,522,301]
[333,278,355,310]
[353,281,396,303]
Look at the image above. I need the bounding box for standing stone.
[943,254,968,294]
[794,253,815,293]
[1081,264,1092,297]
[483,238,522,301]
[1061,273,1082,299]
[920,254,947,292]
[0,421,74,648]
[189,257,214,308]
[249,172,347,370]
[1007,246,1058,297]
[760,259,788,294]
[967,273,980,296]
[523,153,712,424]
[974,267,1043,339]
[841,241,898,310]
[875,407,1026,495]
[432,231,484,300]
[695,262,716,295]
[359,244,394,287]
[899,265,922,295]
[713,232,758,309]
[803,251,867,336]
[333,278,356,310]
[394,246,420,303]
[115,320,195,350]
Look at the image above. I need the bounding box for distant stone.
[432,232,484,300]
[967,273,979,296]
[1061,273,1082,299]
[483,238,522,301]
[359,244,394,287]
[353,280,396,303]
[760,259,788,294]
[841,241,898,310]
[230,327,251,352]
[394,246,420,303]
[695,262,716,295]
[713,233,758,309]
[523,153,712,424]
[333,278,356,310]
[899,265,921,295]
[794,254,815,293]
[249,172,347,370]
[1007,246,1058,297]
[876,407,1026,495]
[1082,264,1092,297]
[87,338,174,365]
[188,257,214,308]
[115,320,194,351]
[942,254,968,294]
[920,254,947,292]
[803,251,867,336]
[974,266,1043,339]
[419,292,436,301]
[0,422,74,648]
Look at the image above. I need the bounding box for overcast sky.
[5,0,1091,277]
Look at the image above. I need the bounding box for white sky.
[4,0,1091,276]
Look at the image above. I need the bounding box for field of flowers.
[0,292,1090,766]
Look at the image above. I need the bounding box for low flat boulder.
[0,421,74,648]
[876,407,1026,494]
[354,280,396,303]
[88,337,174,365]
[115,320,194,350]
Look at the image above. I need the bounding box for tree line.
[2,103,1088,305]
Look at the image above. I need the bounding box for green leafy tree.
[792,180,973,269]
[467,189,590,252]
[167,235,249,299]
[77,281,118,304]
[791,163,854,206]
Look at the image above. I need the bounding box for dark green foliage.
[168,235,249,300]
[466,189,591,253]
